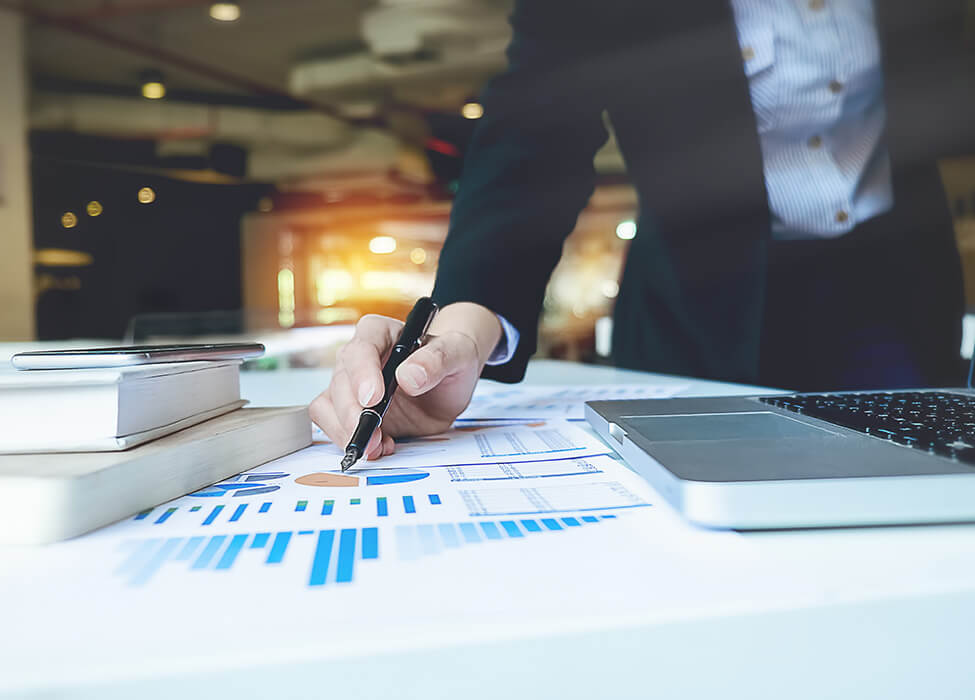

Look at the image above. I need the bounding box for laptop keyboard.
[758,391,975,463]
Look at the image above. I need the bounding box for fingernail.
[400,364,427,391]
[358,381,375,407]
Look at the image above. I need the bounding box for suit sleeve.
[431,2,611,383]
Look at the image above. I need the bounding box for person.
[311,0,974,460]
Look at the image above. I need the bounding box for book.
[0,361,243,453]
[0,406,312,544]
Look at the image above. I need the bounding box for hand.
[310,302,503,460]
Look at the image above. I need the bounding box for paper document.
[459,383,688,420]
[307,419,611,469]
[1,391,811,695]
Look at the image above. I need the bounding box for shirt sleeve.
[485,313,521,366]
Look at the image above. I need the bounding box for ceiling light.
[615,220,637,240]
[461,102,484,119]
[61,212,78,229]
[86,201,103,217]
[209,3,241,22]
[140,69,166,99]
[409,247,427,265]
[137,187,156,204]
[369,236,397,255]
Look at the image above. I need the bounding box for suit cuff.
[485,313,521,366]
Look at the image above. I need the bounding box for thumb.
[395,332,478,396]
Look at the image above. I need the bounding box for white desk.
[4,360,975,699]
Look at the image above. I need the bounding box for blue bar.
[438,523,461,548]
[295,500,307,512]
[459,522,482,543]
[309,530,336,586]
[562,517,581,527]
[250,532,270,549]
[298,530,314,535]
[361,527,378,560]
[582,516,599,523]
[402,495,416,514]
[191,535,227,569]
[600,514,617,519]
[216,534,248,570]
[116,537,162,575]
[418,524,440,555]
[202,505,224,526]
[154,507,177,524]
[428,494,442,505]
[229,504,248,522]
[259,502,271,513]
[499,521,524,538]
[520,519,542,533]
[480,522,502,540]
[267,532,292,564]
[376,497,388,517]
[130,537,182,586]
[541,518,563,531]
[134,509,152,521]
[174,536,205,561]
[396,525,419,560]
[321,500,334,516]
[335,529,356,583]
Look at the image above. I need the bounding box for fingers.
[395,331,479,397]
[309,389,384,458]
[339,315,402,407]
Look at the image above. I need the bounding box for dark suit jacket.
[432,0,975,384]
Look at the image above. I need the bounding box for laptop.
[585,363,975,529]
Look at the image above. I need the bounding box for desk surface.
[3,360,975,700]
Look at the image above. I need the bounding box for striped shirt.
[731,0,893,238]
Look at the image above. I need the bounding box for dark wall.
[31,134,263,340]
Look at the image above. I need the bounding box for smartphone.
[11,343,265,370]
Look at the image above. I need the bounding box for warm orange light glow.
[61,212,78,229]
[278,268,295,328]
[137,187,156,204]
[86,201,103,217]
[409,247,427,265]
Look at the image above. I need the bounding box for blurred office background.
[0,0,974,366]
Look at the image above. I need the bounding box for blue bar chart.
[116,527,382,588]
[395,515,618,561]
[132,492,447,528]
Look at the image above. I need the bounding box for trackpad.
[625,412,839,442]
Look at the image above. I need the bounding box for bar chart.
[115,515,623,587]
[459,482,648,517]
[446,457,603,482]
[395,515,618,561]
[132,492,447,528]
[115,527,381,587]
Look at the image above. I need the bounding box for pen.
[341,297,439,471]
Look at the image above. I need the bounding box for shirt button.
[836,210,849,223]
[829,80,844,94]
[741,46,755,61]
[809,0,825,10]
[808,135,823,149]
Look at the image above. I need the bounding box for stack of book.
[0,361,311,544]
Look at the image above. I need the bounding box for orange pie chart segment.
[295,473,360,487]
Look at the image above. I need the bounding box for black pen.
[341,297,439,471]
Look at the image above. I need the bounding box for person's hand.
[310,302,503,460]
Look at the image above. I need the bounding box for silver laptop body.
[586,389,975,529]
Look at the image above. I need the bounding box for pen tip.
[340,450,357,472]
